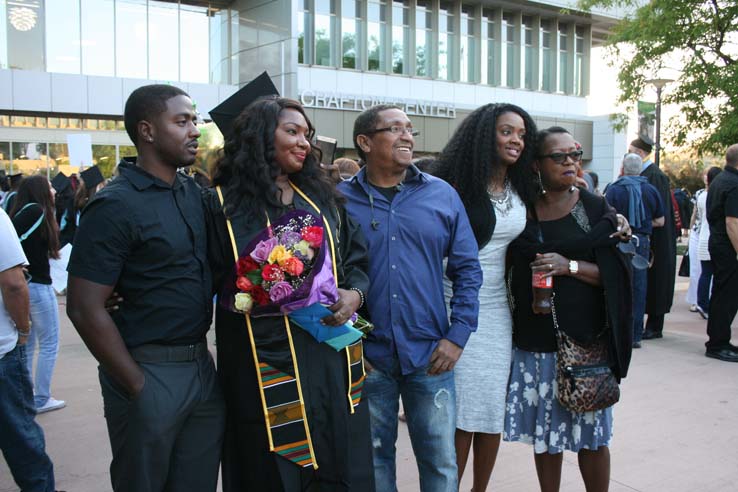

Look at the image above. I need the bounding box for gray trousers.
[98,345,226,492]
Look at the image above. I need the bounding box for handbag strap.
[16,203,44,243]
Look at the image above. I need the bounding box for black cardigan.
[508,189,633,381]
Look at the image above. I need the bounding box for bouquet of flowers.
[220,209,368,350]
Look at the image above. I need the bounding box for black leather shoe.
[642,329,663,340]
[705,348,738,362]
[632,341,642,349]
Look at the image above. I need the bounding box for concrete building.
[0,0,627,182]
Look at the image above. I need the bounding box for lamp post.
[645,78,674,168]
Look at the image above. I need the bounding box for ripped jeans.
[364,360,457,492]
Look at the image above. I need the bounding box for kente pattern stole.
[216,183,365,470]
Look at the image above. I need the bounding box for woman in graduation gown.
[205,96,375,492]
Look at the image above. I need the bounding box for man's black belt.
[129,340,207,363]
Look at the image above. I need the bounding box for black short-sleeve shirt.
[707,166,738,259]
[67,158,212,348]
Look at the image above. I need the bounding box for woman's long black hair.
[433,103,538,247]
[10,174,60,259]
[212,97,341,219]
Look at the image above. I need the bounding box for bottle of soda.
[532,270,553,314]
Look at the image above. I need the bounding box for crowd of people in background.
[2,84,738,492]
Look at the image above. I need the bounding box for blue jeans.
[698,260,714,312]
[632,235,650,343]
[364,359,457,492]
[0,344,55,492]
[26,282,60,407]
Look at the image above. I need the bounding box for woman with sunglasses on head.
[434,103,538,492]
[10,175,66,414]
[504,126,632,492]
[205,97,374,491]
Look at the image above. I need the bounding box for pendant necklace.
[489,179,513,215]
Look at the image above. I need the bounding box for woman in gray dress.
[434,103,538,492]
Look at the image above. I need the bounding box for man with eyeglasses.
[338,105,482,491]
[606,153,665,348]
[629,136,677,340]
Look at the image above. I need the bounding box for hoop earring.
[537,171,547,195]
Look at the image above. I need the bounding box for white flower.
[539,381,550,398]
[523,387,539,406]
[234,292,254,313]
[584,412,596,425]
[550,431,559,446]
[572,424,582,444]
[524,372,534,384]
[536,425,544,436]
[534,439,546,453]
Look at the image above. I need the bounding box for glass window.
[92,145,117,178]
[540,19,553,91]
[298,0,309,64]
[523,16,534,89]
[7,0,45,71]
[12,142,48,176]
[559,23,569,93]
[209,9,229,83]
[81,0,115,76]
[391,0,409,74]
[315,0,336,66]
[415,0,432,77]
[46,0,81,74]
[116,0,148,78]
[0,142,10,172]
[460,5,476,83]
[341,0,361,69]
[180,4,209,83]
[0,1,7,69]
[502,12,514,87]
[148,1,179,81]
[574,26,585,96]
[119,145,137,158]
[481,9,495,86]
[438,2,454,81]
[367,0,386,71]
[48,143,69,174]
[0,115,9,127]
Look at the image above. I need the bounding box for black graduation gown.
[641,163,676,315]
[204,189,375,492]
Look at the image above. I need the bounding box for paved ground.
[2,269,737,491]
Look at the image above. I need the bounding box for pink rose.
[280,256,304,277]
[236,276,254,292]
[301,226,323,248]
[269,281,294,303]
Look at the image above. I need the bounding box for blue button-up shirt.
[339,166,482,375]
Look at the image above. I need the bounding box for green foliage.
[660,149,723,193]
[578,0,738,154]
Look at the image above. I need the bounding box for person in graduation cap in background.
[628,136,676,340]
[51,172,74,247]
[2,172,24,212]
[204,74,375,491]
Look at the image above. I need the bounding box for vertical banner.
[637,100,656,144]
[7,0,45,71]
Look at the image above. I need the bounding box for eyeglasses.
[538,150,584,164]
[366,126,420,137]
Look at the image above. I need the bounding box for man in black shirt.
[66,85,226,491]
[704,144,738,362]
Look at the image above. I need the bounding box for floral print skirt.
[503,347,613,454]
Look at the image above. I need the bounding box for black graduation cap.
[209,71,279,139]
[80,166,104,189]
[51,172,71,193]
[9,172,23,188]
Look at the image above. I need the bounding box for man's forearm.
[67,283,144,397]
[0,273,30,332]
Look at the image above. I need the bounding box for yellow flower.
[267,245,292,265]
[234,292,254,313]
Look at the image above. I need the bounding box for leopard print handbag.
[551,296,620,413]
